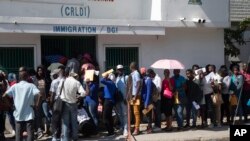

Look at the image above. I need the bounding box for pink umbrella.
[151,59,185,69]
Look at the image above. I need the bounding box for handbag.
[211,93,223,105]
[229,94,238,106]
[53,81,64,113]
[163,89,173,99]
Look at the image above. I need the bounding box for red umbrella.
[151,59,185,69]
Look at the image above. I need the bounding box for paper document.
[195,67,206,75]
[192,101,200,110]
[205,72,215,83]
[84,70,95,81]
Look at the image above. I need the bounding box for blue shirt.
[131,70,141,96]
[85,83,99,105]
[172,75,186,103]
[6,81,40,121]
[100,78,116,103]
[142,77,153,107]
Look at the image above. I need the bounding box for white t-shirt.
[50,77,61,99]
[153,74,162,100]
[59,77,86,103]
[222,76,231,94]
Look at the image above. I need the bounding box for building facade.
[0,0,230,75]
[230,0,250,63]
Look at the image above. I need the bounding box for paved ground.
[5,115,250,141]
[5,121,231,141]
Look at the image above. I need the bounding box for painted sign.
[61,4,90,18]
[0,23,165,35]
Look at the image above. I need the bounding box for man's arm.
[144,79,152,108]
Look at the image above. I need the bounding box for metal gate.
[0,47,34,74]
[105,47,139,74]
[41,36,96,66]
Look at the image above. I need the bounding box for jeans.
[153,100,161,128]
[15,120,34,141]
[6,109,15,130]
[205,94,215,125]
[42,101,52,125]
[115,101,128,132]
[61,102,78,141]
[103,100,114,134]
[174,104,185,127]
[86,101,98,127]
[34,104,43,133]
[186,102,198,126]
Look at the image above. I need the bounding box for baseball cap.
[116,64,124,69]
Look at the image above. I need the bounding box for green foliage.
[224,18,250,56]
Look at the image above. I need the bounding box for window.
[105,47,139,74]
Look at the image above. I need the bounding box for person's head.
[82,53,93,64]
[192,64,199,71]
[8,73,17,82]
[208,65,216,73]
[19,66,28,81]
[232,65,240,75]
[164,69,170,78]
[219,67,228,77]
[147,69,155,78]
[242,63,248,72]
[130,62,138,71]
[186,69,194,80]
[116,64,124,76]
[36,65,45,79]
[58,65,66,77]
[173,69,180,76]
[64,67,70,77]
[140,67,147,77]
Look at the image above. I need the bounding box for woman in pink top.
[161,69,175,131]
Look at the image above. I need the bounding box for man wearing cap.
[58,68,87,141]
[115,64,128,137]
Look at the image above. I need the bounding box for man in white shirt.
[59,69,87,141]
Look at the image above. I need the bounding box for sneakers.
[10,130,15,138]
[153,127,162,132]
[123,129,128,137]
[132,128,139,135]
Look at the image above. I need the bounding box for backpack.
[152,82,159,102]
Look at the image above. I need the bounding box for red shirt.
[162,78,175,93]
[241,71,250,91]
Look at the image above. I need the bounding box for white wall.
[97,28,224,77]
[0,0,229,27]
[0,33,41,68]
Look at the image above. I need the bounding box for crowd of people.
[0,54,250,141]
